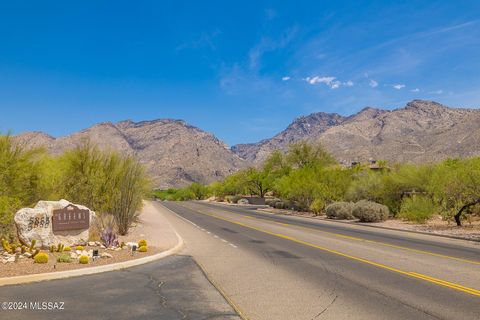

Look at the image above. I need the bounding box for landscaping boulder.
[14,199,96,248]
[237,198,249,205]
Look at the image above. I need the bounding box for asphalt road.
[160,200,480,320]
[0,255,241,320]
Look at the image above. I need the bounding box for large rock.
[14,199,96,248]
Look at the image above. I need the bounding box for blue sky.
[1,1,479,145]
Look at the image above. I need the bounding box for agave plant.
[101,227,119,248]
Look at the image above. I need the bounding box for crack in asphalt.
[314,295,338,319]
[121,268,191,319]
[312,267,339,320]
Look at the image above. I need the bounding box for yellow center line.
[186,203,480,266]
[184,207,480,297]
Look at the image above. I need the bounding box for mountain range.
[16,100,480,188]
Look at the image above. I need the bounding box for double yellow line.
[194,203,480,266]
[185,206,480,297]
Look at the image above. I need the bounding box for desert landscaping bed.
[1,199,171,279]
[0,242,161,278]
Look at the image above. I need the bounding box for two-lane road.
[160,200,480,320]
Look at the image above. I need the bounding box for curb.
[254,208,480,243]
[202,201,480,243]
[0,217,185,287]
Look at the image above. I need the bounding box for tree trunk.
[454,199,480,226]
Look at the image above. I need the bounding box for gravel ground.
[0,246,160,278]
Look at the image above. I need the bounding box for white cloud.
[411,88,420,92]
[429,89,443,94]
[330,81,341,89]
[369,79,378,88]
[281,76,291,81]
[393,84,405,90]
[303,76,355,89]
[305,76,335,85]
[304,76,344,89]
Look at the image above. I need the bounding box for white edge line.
[0,203,184,287]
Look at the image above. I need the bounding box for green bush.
[0,135,44,240]
[310,198,326,215]
[325,202,355,220]
[57,253,72,263]
[398,196,436,223]
[34,252,49,264]
[79,255,89,264]
[139,245,148,252]
[225,195,242,203]
[138,239,147,247]
[76,245,84,251]
[353,200,389,222]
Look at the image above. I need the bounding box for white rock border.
[0,229,184,287]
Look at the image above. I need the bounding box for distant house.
[347,159,388,171]
[368,159,382,170]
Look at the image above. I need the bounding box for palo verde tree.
[285,141,336,169]
[109,156,150,235]
[60,141,150,235]
[428,158,480,226]
[0,135,43,239]
[187,182,208,200]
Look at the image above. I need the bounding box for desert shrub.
[325,202,355,220]
[138,239,147,247]
[398,196,436,223]
[265,198,280,207]
[310,198,326,215]
[346,165,433,216]
[34,252,49,264]
[64,246,71,251]
[139,245,147,252]
[57,253,72,263]
[274,201,285,209]
[353,200,389,222]
[76,245,84,251]
[79,255,89,264]
[225,195,242,203]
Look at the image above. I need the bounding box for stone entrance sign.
[14,199,96,248]
[52,204,90,231]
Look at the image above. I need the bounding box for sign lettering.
[52,204,90,232]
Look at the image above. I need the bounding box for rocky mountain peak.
[405,99,447,112]
[16,118,246,189]
[346,107,387,122]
